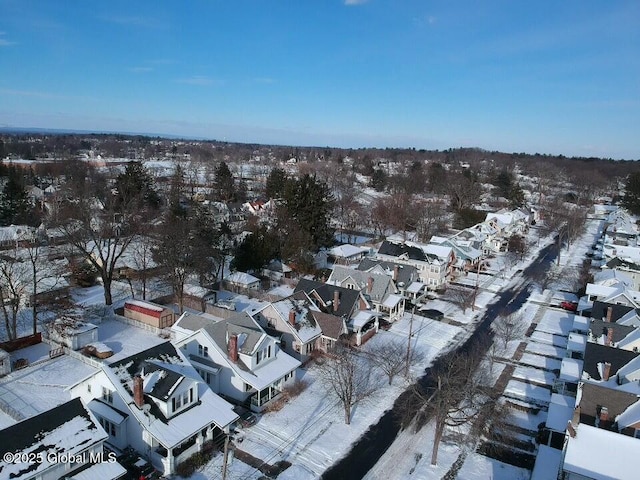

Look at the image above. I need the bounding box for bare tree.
[0,250,28,341]
[402,347,492,465]
[57,175,142,306]
[443,286,476,313]
[316,343,379,425]
[128,234,156,300]
[492,310,526,352]
[364,338,424,385]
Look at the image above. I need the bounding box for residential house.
[252,291,323,362]
[429,235,482,273]
[70,342,238,475]
[581,342,640,385]
[376,240,449,290]
[172,312,300,412]
[328,244,368,265]
[294,279,378,346]
[356,259,422,298]
[0,398,127,480]
[562,423,637,480]
[328,265,405,321]
[602,257,640,291]
[575,382,640,435]
[225,271,261,291]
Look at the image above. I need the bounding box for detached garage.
[124,300,175,328]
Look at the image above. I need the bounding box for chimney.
[393,265,399,281]
[367,277,374,294]
[606,327,614,346]
[606,307,613,323]
[133,375,144,408]
[572,406,581,425]
[599,406,609,423]
[603,362,612,381]
[228,334,238,363]
[567,421,577,438]
[333,290,340,313]
[289,310,296,326]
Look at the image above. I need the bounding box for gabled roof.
[0,398,107,479]
[577,382,639,429]
[582,343,640,381]
[590,301,634,323]
[377,240,431,262]
[589,317,636,345]
[263,291,323,343]
[328,266,395,303]
[357,258,418,287]
[295,279,362,318]
[605,256,640,272]
[310,310,346,341]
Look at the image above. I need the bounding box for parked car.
[419,308,445,321]
[560,301,578,312]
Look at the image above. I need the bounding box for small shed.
[49,319,99,350]
[0,348,10,376]
[124,300,175,328]
[225,271,261,291]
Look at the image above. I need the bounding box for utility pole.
[471,257,482,312]
[405,307,415,376]
[222,434,230,480]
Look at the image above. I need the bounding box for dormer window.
[198,345,208,357]
[172,387,194,413]
[102,387,113,404]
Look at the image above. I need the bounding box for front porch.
[149,424,226,474]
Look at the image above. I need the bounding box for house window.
[102,387,113,404]
[267,345,271,358]
[87,384,91,393]
[256,350,262,365]
[99,417,116,436]
[172,389,191,412]
[430,266,439,273]
[244,382,253,392]
[198,345,208,357]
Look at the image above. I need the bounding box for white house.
[252,292,323,362]
[0,398,127,480]
[172,312,301,412]
[69,342,238,476]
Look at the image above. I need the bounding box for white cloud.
[129,67,153,73]
[175,76,221,86]
[0,32,16,47]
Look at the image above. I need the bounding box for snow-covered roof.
[125,299,166,312]
[563,423,638,480]
[350,311,376,330]
[227,271,260,286]
[329,244,366,258]
[616,398,640,430]
[560,358,583,382]
[268,295,323,344]
[405,281,424,294]
[0,398,107,480]
[545,393,576,432]
[87,399,127,425]
[593,269,634,288]
[567,333,586,354]
[531,445,563,480]
[102,342,238,448]
[382,294,403,309]
[572,315,589,334]
[68,460,127,480]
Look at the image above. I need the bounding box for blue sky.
[1,1,639,159]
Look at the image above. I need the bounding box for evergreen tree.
[0,166,33,226]
[265,167,288,199]
[214,161,236,201]
[622,172,640,215]
[280,174,334,251]
[231,225,280,272]
[115,161,160,210]
[168,164,187,218]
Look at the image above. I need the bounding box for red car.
[560,301,578,312]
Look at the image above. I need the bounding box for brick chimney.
[228,334,238,363]
[393,265,399,282]
[367,277,374,294]
[606,327,614,346]
[606,306,613,323]
[333,290,340,313]
[602,362,612,381]
[133,375,144,408]
[289,309,296,326]
[567,421,577,438]
[599,406,609,423]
